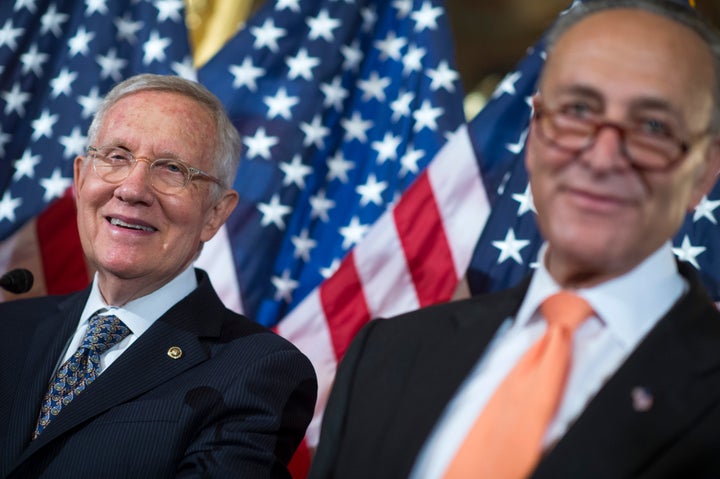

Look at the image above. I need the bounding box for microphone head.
[0,268,34,294]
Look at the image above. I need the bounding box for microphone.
[0,268,34,294]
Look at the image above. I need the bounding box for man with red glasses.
[310,1,720,478]
[0,74,317,478]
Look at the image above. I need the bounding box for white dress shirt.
[410,242,686,479]
[57,265,198,375]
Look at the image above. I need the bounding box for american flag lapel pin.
[631,386,654,412]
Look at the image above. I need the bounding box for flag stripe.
[394,171,456,307]
[319,250,371,360]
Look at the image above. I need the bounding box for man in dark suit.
[0,74,317,478]
[309,1,720,478]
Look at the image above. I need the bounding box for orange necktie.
[442,291,593,479]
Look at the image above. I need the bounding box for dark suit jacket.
[309,262,720,479]
[0,269,317,479]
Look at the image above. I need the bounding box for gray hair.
[87,74,241,199]
[544,0,720,133]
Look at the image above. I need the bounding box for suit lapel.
[0,291,87,474]
[534,264,720,478]
[377,279,530,477]
[15,271,226,465]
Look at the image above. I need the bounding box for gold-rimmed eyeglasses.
[532,99,711,171]
[87,145,223,195]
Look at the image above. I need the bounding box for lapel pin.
[167,346,183,359]
[631,386,653,412]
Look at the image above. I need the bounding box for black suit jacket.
[0,269,317,478]
[309,262,720,478]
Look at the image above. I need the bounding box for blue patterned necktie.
[33,311,130,439]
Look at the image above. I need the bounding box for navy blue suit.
[310,262,720,478]
[0,269,317,478]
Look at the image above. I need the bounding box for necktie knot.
[541,291,593,332]
[81,312,130,353]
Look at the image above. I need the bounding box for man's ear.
[200,189,239,242]
[689,135,720,211]
[73,155,87,201]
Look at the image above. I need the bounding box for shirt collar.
[516,242,685,348]
[80,265,198,336]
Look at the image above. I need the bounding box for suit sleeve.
[308,320,379,479]
[176,346,317,479]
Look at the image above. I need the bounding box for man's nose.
[579,124,631,172]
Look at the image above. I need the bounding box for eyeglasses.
[87,146,223,195]
[532,100,710,171]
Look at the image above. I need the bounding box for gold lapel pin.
[167,346,183,359]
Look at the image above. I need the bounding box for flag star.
[506,128,528,154]
[391,90,415,121]
[327,151,355,183]
[279,155,312,189]
[672,235,706,270]
[276,0,301,12]
[411,1,443,32]
[85,0,109,16]
[40,168,72,202]
[286,48,320,81]
[340,216,370,249]
[291,229,317,262]
[97,48,128,81]
[155,0,184,22]
[512,183,536,216]
[258,194,292,229]
[251,18,286,53]
[0,20,24,51]
[21,44,49,77]
[341,112,373,143]
[271,269,298,303]
[402,44,426,75]
[426,60,459,93]
[372,132,402,164]
[78,87,103,119]
[319,258,341,279]
[68,26,95,56]
[307,9,341,42]
[14,0,37,13]
[360,5,378,32]
[244,127,278,160]
[172,56,197,81]
[40,4,69,37]
[493,228,531,265]
[59,127,87,159]
[310,189,335,222]
[2,83,30,117]
[264,87,299,120]
[399,144,425,177]
[143,30,171,65]
[31,109,58,141]
[356,173,388,207]
[13,150,41,181]
[358,71,391,102]
[0,191,22,223]
[50,68,78,98]
[341,40,363,72]
[393,0,413,18]
[114,12,143,43]
[413,99,443,132]
[320,76,348,111]
[374,31,407,61]
[493,71,522,98]
[229,57,265,91]
[300,115,330,149]
[693,195,720,224]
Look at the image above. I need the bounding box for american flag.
[0,0,470,474]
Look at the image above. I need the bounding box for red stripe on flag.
[36,190,90,295]
[394,172,457,306]
[288,438,311,479]
[319,251,371,359]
